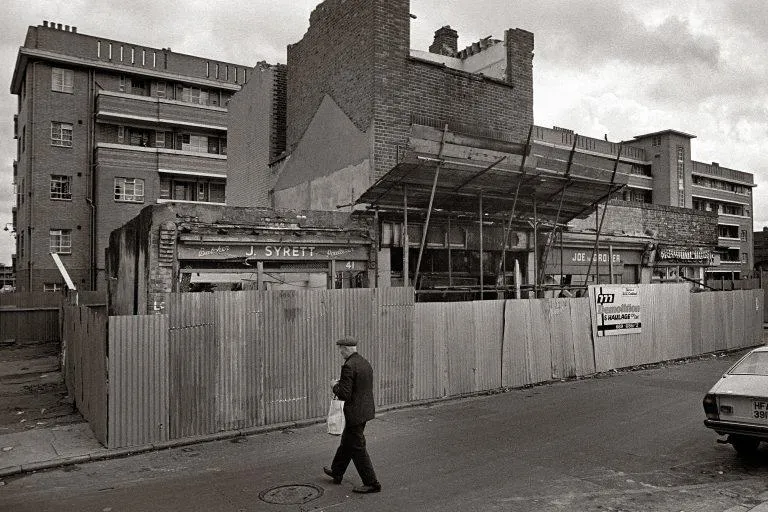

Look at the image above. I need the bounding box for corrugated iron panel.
[548,299,577,379]
[327,289,374,409]
[569,298,595,376]
[166,292,217,438]
[413,302,446,401]
[108,314,168,448]
[262,290,312,425]
[501,299,533,388]
[214,291,263,431]
[443,302,476,396]
[473,300,504,391]
[375,287,414,406]
[730,290,747,350]
[61,305,108,445]
[527,300,553,383]
[299,288,333,422]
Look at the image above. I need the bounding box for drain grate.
[258,484,324,505]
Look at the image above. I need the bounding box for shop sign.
[590,284,642,336]
[178,244,369,261]
[569,250,621,265]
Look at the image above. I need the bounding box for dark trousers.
[331,422,378,486]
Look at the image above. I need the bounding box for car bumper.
[704,419,768,439]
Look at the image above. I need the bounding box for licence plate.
[752,400,768,421]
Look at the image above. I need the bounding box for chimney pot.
[43,20,48,27]
[72,27,77,33]
[65,25,70,31]
[57,23,62,30]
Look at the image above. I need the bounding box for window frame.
[51,67,74,94]
[49,229,72,254]
[114,177,145,203]
[50,175,73,201]
[51,122,73,148]
[43,282,64,293]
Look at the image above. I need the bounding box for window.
[52,67,74,93]
[51,122,73,147]
[117,125,124,143]
[50,175,72,200]
[160,176,225,203]
[181,86,209,105]
[181,134,208,153]
[718,225,739,239]
[156,81,166,98]
[741,230,748,241]
[43,283,64,292]
[49,229,72,254]
[742,253,749,263]
[155,131,166,148]
[114,178,145,202]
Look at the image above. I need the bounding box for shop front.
[543,244,644,295]
[176,241,371,291]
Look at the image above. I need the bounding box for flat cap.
[336,337,358,346]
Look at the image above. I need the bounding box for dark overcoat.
[332,352,375,426]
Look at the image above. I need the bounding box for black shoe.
[323,466,342,484]
[352,483,381,493]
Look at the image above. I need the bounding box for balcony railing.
[533,125,647,162]
[95,143,226,176]
[96,91,228,131]
[692,160,754,185]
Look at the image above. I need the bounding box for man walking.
[324,337,381,493]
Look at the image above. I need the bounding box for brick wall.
[571,201,719,245]
[286,0,535,192]
[23,62,93,291]
[286,0,378,150]
[227,63,279,207]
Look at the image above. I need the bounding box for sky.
[0,0,767,265]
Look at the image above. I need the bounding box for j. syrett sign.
[177,244,369,261]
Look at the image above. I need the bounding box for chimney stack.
[429,25,458,57]
[43,20,48,27]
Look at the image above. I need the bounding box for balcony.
[96,91,228,131]
[95,143,227,176]
[692,161,754,186]
[533,125,648,162]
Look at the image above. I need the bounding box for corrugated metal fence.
[63,285,763,448]
[62,305,108,445]
[105,288,413,447]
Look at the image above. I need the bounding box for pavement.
[2,339,768,511]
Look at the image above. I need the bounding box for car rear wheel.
[729,435,760,456]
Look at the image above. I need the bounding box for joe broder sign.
[590,285,642,336]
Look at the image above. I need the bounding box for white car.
[703,346,768,455]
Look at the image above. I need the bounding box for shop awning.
[357,122,631,224]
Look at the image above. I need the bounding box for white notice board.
[589,284,642,336]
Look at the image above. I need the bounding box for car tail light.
[703,394,719,420]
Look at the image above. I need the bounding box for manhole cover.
[259,484,324,505]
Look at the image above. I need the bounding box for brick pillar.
[505,28,534,127]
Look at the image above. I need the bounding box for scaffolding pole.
[584,144,623,286]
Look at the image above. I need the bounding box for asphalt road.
[2,350,768,512]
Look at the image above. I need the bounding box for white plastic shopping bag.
[327,396,345,435]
